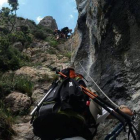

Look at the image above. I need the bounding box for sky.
[0,0,78,31]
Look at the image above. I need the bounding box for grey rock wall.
[73,1,140,139]
[74,0,140,101]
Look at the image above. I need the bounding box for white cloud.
[0,0,8,6]
[36,16,43,23]
[66,14,74,23]
[70,14,74,19]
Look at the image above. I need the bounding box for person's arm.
[119,105,134,116]
[107,105,133,119]
[96,105,133,124]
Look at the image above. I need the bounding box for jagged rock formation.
[39,16,58,30]
[73,0,140,100]
[16,18,37,30]
[71,0,140,139]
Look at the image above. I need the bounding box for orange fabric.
[81,85,98,98]
[59,72,67,78]
[69,69,76,78]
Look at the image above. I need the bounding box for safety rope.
[69,34,75,68]
[79,62,119,108]
[70,36,73,64]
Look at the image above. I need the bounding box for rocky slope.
[1,1,140,139]
[0,14,71,140]
[70,0,140,139]
[10,44,70,140]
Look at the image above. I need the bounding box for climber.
[32,67,94,140]
[53,29,61,40]
[61,27,72,39]
[58,68,134,139]
[89,100,133,125]
[32,67,134,140]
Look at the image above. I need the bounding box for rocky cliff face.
[73,0,140,139]
[39,16,58,30]
[74,0,140,100]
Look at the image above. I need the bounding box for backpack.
[61,27,69,33]
[32,68,96,140]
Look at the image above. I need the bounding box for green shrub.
[0,101,15,140]
[45,36,53,42]
[0,82,13,98]
[45,36,58,47]
[0,73,34,98]
[0,34,30,72]
[17,17,25,20]
[8,31,26,44]
[27,19,36,26]
[0,26,9,34]
[0,72,14,99]
[37,25,53,34]
[20,25,29,34]
[38,74,51,83]
[45,28,53,34]
[14,75,34,97]
[49,40,58,48]
[33,29,46,40]
[8,31,32,46]
[64,52,71,59]
[38,74,59,83]
[0,46,29,71]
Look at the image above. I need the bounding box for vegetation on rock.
[0,1,71,139]
[0,72,34,99]
[0,101,15,140]
[0,35,30,72]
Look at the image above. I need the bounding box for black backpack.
[32,77,95,140]
[38,77,87,115]
[53,78,87,113]
[61,27,69,33]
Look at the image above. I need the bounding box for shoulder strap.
[53,78,69,102]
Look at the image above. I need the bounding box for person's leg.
[56,35,59,40]
[89,100,102,122]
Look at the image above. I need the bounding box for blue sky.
[0,0,78,31]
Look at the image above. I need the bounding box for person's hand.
[119,105,134,116]
[107,105,134,119]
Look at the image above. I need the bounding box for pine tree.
[8,0,18,11]
[8,0,19,31]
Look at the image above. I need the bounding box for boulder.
[39,16,58,30]
[15,66,55,82]
[5,92,31,114]
[12,122,35,140]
